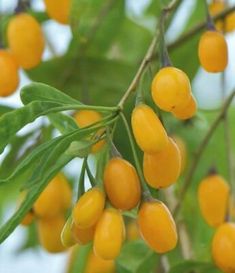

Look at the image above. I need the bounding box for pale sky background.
[0,0,235,273]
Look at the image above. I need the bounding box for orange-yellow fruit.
[198,30,228,72]
[172,135,187,173]
[85,250,115,273]
[172,95,197,120]
[138,201,177,253]
[74,110,105,153]
[73,224,96,245]
[94,208,125,260]
[151,67,191,112]
[198,173,230,227]
[34,174,72,218]
[44,0,71,24]
[73,188,105,229]
[0,50,19,97]
[7,13,44,69]
[21,210,35,226]
[131,104,168,153]
[225,12,235,33]
[104,157,141,210]
[38,215,66,253]
[126,221,140,241]
[212,222,235,273]
[143,137,181,189]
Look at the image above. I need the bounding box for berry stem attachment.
[120,112,151,198]
[203,0,215,30]
[77,158,87,200]
[85,160,96,187]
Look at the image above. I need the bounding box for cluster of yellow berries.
[198,170,235,273]
[0,0,71,97]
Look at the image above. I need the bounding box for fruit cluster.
[0,0,71,97]
[198,170,235,273]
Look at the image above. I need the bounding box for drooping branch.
[173,90,235,217]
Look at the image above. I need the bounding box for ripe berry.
[212,223,235,273]
[131,104,168,153]
[94,208,125,260]
[172,95,197,120]
[73,224,96,245]
[73,188,105,229]
[85,250,115,273]
[74,110,105,153]
[7,13,44,69]
[104,157,141,210]
[38,215,66,253]
[143,137,181,189]
[44,0,71,24]
[34,174,72,218]
[198,30,228,72]
[151,67,191,112]
[0,50,19,97]
[138,201,178,253]
[198,173,230,227]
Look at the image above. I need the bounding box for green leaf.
[20,82,80,105]
[117,240,157,273]
[66,140,92,158]
[48,112,78,134]
[169,261,221,273]
[0,153,73,243]
[0,105,14,116]
[27,56,136,106]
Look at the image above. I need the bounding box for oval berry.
[38,215,66,253]
[198,30,228,72]
[94,208,125,260]
[131,104,168,153]
[7,13,44,69]
[44,0,71,24]
[143,137,181,189]
[151,67,191,112]
[212,223,235,273]
[73,187,105,229]
[198,173,230,227]
[0,50,19,97]
[172,95,197,120]
[104,157,141,210]
[138,201,177,253]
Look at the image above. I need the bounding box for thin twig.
[173,90,235,217]
[118,0,180,108]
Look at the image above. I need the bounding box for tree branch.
[173,90,235,218]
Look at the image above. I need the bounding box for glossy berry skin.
[34,174,72,218]
[7,13,44,69]
[138,201,177,253]
[38,215,66,253]
[74,110,105,153]
[172,95,197,120]
[0,50,19,97]
[94,208,125,260]
[104,157,141,210]
[73,188,105,229]
[151,67,191,112]
[198,31,228,73]
[172,135,187,173]
[212,223,235,273]
[44,0,71,24]
[73,224,96,245]
[198,174,230,227]
[131,104,168,153]
[21,211,34,226]
[85,251,115,273]
[143,137,181,189]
